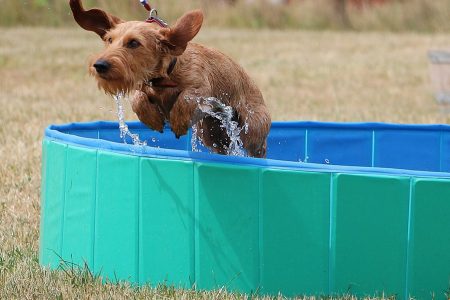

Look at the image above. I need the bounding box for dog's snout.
[93,60,111,74]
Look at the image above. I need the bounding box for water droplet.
[191,124,200,152]
[244,122,249,134]
[113,92,147,147]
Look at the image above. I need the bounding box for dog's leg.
[169,89,210,138]
[238,103,271,158]
[130,89,166,133]
[199,116,230,154]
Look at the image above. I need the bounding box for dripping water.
[113,92,147,146]
[189,96,247,157]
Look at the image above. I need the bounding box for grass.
[1,0,450,31]
[1,26,450,299]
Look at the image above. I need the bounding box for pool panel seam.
[136,157,141,285]
[258,168,263,294]
[93,149,99,274]
[60,144,68,262]
[328,173,336,295]
[193,162,198,288]
[405,177,415,299]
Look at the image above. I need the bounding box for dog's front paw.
[169,102,193,139]
[170,114,189,139]
[131,91,165,133]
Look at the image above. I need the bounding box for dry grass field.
[1,26,450,299]
[2,0,450,32]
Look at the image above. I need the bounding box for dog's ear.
[69,0,123,38]
[159,10,203,56]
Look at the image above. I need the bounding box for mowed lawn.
[1,27,450,299]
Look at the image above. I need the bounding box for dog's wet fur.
[70,0,271,157]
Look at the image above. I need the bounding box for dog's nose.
[93,60,111,74]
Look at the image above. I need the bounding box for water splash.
[189,96,247,157]
[112,93,246,155]
[190,123,200,152]
[113,92,147,147]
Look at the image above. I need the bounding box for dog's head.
[69,0,203,94]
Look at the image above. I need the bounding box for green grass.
[1,26,450,299]
[1,0,450,31]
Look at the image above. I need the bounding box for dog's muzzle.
[93,60,111,74]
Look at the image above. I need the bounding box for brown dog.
[70,0,271,157]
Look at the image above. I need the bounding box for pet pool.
[40,121,450,299]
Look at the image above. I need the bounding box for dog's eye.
[127,40,141,49]
[107,37,113,44]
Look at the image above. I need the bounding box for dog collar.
[149,77,178,88]
[146,57,178,88]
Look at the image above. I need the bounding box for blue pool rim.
[45,120,450,179]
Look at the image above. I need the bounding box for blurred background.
[2,0,450,31]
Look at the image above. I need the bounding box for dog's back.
[169,42,271,156]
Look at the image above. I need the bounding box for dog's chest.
[151,87,182,117]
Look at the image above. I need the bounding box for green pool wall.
[40,139,450,299]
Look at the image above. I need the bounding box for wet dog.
[70,0,271,157]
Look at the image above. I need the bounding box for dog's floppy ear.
[69,0,123,38]
[159,10,203,56]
